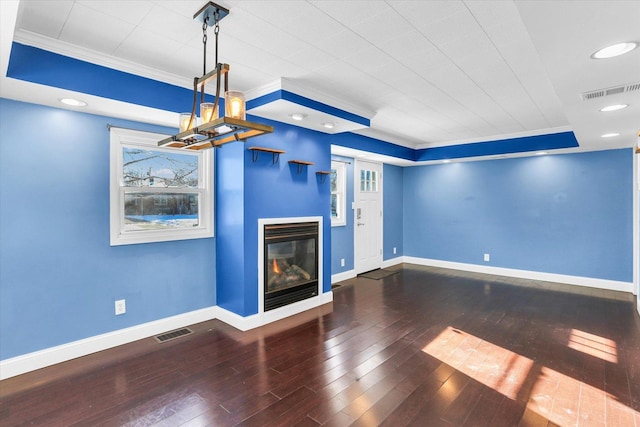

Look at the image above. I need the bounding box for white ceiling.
[1,0,639,161]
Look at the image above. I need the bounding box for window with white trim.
[110,127,213,245]
[330,161,346,226]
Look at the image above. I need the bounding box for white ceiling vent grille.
[582,82,640,101]
[627,82,640,92]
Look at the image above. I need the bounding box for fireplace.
[263,221,318,311]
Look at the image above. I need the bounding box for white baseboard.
[217,291,334,331]
[0,306,218,381]
[403,256,634,293]
[331,260,402,284]
[332,269,356,284]
[4,256,630,380]
[1,290,336,381]
[382,257,403,269]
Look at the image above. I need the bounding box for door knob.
[357,222,365,226]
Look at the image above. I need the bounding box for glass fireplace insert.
[264,222,318,311]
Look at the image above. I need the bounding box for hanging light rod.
[158,2,274,150]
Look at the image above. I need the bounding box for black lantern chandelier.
[158,2,273,150]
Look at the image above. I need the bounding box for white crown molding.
[351,127,422,150]
[244,79,283,101]
[13,29,194,90]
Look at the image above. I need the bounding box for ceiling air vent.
[626,82,640,92]
[582,82,640,101]
[582,90,605,100]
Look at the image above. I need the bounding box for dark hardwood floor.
[1,264,639,426]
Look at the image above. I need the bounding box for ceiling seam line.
[383,0,504,137]
[462,0,553,129]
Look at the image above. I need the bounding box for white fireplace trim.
[216,292,333,332]
[257,216,325,323]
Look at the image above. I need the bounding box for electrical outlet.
[484,253,490,262]
[393,247,397,254]
[115,299,126,315]
[340,258,345,267]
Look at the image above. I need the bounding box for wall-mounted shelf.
[289,160,314,174]
[316,171,331,183]
[248,146,285,164]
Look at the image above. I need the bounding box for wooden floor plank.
[1,264,639,426]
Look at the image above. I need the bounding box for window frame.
[109,127,214,246]
[330,160,346,227]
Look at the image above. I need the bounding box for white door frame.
[353,160,383,274]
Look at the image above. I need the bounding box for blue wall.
[1,97,634,362]
[0,99,217,360]
[383,164,404,260]
[216,117,332,316]
[403,149,633,282]
[330,155,355,276]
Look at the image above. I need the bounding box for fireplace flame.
[272,258,281,274]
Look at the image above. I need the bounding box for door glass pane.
[371,171,377,192]
[360,170,365,191]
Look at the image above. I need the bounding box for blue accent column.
[215,142,248,315]
[215,117,332,316]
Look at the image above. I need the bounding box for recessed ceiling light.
[442,159,451,163]
[535,151,548,156]
[290,113,305,121]
[599,104,628,112]
[322,122,335,129]
[591,42,638,59]
[600,132,620,138]
[59,98,87,107]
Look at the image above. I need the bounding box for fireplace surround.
[258,217,323,316]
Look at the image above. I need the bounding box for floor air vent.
[155,327,193,343]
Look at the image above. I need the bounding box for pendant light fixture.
[158,2,273,150]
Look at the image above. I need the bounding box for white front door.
[354,160,382,274]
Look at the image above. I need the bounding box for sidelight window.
[330,161,346,226]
